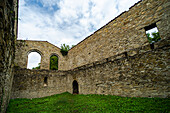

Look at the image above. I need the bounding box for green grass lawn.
[7,92,170,113]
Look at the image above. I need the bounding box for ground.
[7,92,170,113]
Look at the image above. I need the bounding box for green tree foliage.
[50,55,58,70]
[71,45,75,48]
[60,44,70,56]
[61,44,70,51]
[33,43,74,70]
[146,32,161,43]
[60,44,75,56]
[32,56,58,70]
[32,63,40,69]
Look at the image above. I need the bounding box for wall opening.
[73,80,79,94]
[144,23,161,49]
[44,77,48,86]
[124,52,128,58]
[27,52,41,69]
[50,54,58,70]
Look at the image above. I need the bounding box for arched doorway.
[73,80,79,94]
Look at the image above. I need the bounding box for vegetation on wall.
[50,55,58,70]
[146,32,161,43]
[32,56,59,70]
[60,44,74,56]
[7,92,169,113]
[32,63,40,69]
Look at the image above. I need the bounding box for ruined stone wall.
[62,0,170,70]
[0,0,18,112]
[66,40,170,98]
[11,69,67,99]
[12,39,170,99]
[14,0,170,71]
[15,40,64,70]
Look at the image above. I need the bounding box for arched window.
[73,80,79,94]
[27,51,41,69]
[50,54,58,70]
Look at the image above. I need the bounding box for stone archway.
[73,80,79,94]
[27,49,42,69]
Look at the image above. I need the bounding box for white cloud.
[146,27,159,38]
[18,0,140,67]
[18,0,140,47]
[38,0,59,7]
[27,52,41,69]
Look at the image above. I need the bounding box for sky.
[21,0,141,69]
[146,27,158,38]
[27,52,41,69]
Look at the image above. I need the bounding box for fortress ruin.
[0,0,170,112]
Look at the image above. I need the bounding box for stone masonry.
[15,0,170,71]
[0,0,170,112]
[12,0,170,99]
[12,39,170,99]
[15,40,63,70]
[64,0,170,70]
[0,0,18,112]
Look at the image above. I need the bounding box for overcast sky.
[20,0,141,69]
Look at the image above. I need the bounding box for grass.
[7,92,170,113]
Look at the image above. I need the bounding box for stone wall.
[62,0,170,70]
[0,0,169,112]
[0,0,18,112]
[11,69,67,99]
[12,39,170,99]
[15,40,64,70]
[67,40,170,98]
[14,0,170,71]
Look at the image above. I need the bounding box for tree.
[146,32,161,43]
[61,44,70,51]
[33,44,75,70]
[50,55,58,70]
[32,56,58,70]
[60,44,70,56]
[32,63,40,69]
[60,44,74,56]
